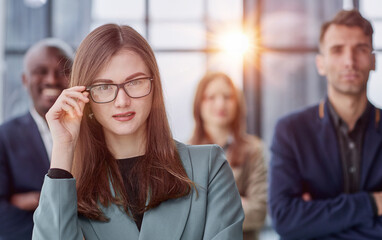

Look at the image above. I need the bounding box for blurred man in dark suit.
[0,38,73,240]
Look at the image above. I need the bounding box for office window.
[2,0,91,122]
[360,0,382,108]
[91,0,244,142]
[257,0,341,145]
[91,0,145,36]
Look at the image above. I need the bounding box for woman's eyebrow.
[91,79,113,84]
[91,72,148,84]
[125,72,147,81]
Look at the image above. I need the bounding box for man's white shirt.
[30,107,52,161]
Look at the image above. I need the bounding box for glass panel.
[261,52,325,146]
[150,23,205,49]
[261,0,342,48]
[207,52,243,89]
[53,0,91,47]
[150,0,203,20]
[261,10,319,48]
[155,52,206,142]
[360,0,382,19]
[3,55,30,121]
[207,21,244,46]
[0,0,5,121]
[6,0,49,49]
[372,21,382,49]
[207,0,242,21]
[367,53,382,108]
[92,0,145,20]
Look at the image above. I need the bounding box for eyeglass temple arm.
[82,87,91,93]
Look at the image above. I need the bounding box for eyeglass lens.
[90,78,152,103]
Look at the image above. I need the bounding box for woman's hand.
[46,86,89,171]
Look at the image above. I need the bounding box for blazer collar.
[317,100,343,186]
[89,141,193,240]
[139,142,193,240]
[318,99,382,188]
[318,99,380,128]
[360,107,382,187]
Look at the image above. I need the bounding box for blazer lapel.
[318,101,343,186]
[361,108,382,188]
[89,204,140,239]
[88,142,193,239]
[138,143,193,240]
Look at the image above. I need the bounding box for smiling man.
[0,38,73,240]
[269,10,382,239]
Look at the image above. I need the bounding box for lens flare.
[217,31,250,55]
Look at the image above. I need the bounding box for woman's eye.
[127,80,142,86]
[95,85,111,91]
[204,96,215,101]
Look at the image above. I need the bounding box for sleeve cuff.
[368,193,378,216]
[47,168,73,179]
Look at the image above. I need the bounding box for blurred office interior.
[0,0,381,239]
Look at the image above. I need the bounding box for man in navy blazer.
[269,10,382,239]
[0,39,73,240]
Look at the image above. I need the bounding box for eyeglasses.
[85,77,153,104]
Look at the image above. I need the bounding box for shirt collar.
[29,107,49,132]
[327,99,371,131]
[29,107,52,159]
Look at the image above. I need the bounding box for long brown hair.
[189,72,248,166]
[70,24,193,221]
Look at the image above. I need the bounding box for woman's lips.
[112,112,135,121]
[217,110,228,117]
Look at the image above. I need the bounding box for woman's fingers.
[61,94,89,117]
[63,98,81,116]
[78,92,89,113]
[61,88,89,104]
[61,102,77,118]
[47,86,89,120]
[60,87,89,116]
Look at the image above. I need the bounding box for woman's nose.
[114,87,131,107]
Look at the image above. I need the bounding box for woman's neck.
[104,132,146,159]
[204,123,231,147]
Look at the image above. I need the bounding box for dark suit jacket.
[0,112,50,240]
[269,100,382,240]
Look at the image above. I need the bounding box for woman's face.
[200,77,236,129]
[89,50,153,141]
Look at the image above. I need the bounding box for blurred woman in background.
[190,72,267,240]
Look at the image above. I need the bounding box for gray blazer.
[32,142,244,240]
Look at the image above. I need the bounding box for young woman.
[32,24,244,240]
[190,72,267,240]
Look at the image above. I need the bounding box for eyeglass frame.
[84,77,153,104]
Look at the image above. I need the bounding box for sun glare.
[217,31,250,55]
